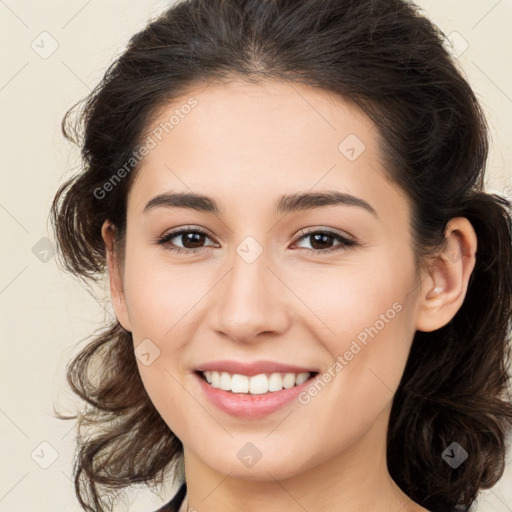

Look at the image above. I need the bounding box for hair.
[50,0,512,511]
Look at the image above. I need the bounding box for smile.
[199,370,314,394]
[194,370,319,418]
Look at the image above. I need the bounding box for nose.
[210,248,291,345]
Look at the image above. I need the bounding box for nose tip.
[215,296,282,344]
[210,258,290,345]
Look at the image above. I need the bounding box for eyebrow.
[143,190,378,218]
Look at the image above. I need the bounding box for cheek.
[288,255,414,354]
[124,264,195,429]
[294,251,417,414]
[294,298,415,459]
[122,247,206,338]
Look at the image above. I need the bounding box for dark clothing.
[154,482,187,512]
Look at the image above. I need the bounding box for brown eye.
[156,227,216,253]
[294,229,356,254]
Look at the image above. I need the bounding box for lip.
[195,359,318,376]
[194,370,318,418]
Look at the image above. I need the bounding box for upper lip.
[196,360,318,376]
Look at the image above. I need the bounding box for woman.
[50,1,512,511]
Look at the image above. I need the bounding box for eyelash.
[155,226,357,256]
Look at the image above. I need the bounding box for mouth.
[194,370,319,395]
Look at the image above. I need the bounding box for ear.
[101,219,132,332]
[415,217,478,332]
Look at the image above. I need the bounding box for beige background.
[1,1,511,510]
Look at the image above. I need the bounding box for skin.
[101,79,477,512]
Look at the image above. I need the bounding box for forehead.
[128,79,409,229]
[144,79,378,158]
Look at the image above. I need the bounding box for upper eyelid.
[296,227,354,240]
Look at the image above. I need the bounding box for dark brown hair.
[50,1,512,511]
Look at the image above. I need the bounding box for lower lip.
[194,372,316,418]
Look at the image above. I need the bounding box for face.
[106,79,428,481]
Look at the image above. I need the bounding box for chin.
[195,441,319,482]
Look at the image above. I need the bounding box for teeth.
[219,372,231,390]
[249,374,268,394]
[231,374,249,393]
[202,371,312,394]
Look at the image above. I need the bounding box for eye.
[155,226,217,254]
[293,228,357,255]
[155,226,357,255]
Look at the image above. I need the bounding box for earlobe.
[101,220,132,332]
[415,217,477,333]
